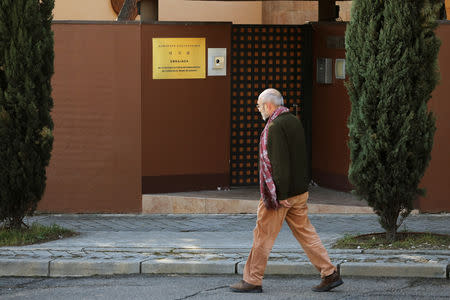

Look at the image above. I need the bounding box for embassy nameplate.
[153,38,206,79]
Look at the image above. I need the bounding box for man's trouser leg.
[243,198,287,286]
[285,192,336,278]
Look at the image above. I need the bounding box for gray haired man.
[230,88,343,293]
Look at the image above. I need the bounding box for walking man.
[230,88,343,293]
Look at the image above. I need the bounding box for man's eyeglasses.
[256,103,264,110]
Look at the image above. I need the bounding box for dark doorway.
[230,25,313,186]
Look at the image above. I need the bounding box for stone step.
[142,195,375,214]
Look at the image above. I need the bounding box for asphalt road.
[0,275,449,300]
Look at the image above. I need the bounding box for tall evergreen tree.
[345,0,441,241]
[0,0,54,229]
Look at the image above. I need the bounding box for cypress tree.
[0,0,55,229]
[345,0,441,241]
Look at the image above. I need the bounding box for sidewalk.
[1,213,449,278]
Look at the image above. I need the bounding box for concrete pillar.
[318,0,336,22]
[140,0,158,22]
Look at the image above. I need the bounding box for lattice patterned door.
[230,25,313,186]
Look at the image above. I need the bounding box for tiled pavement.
[0,213,446,265]
[25,213,450,235]
[1,208,449,278]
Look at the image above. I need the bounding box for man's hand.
[279,200,292,208]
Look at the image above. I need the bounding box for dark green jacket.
[267,112,309,201]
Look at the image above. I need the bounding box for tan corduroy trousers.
[243,192,336,286]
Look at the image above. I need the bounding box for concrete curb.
[0,259,49,277]
[49,259,141,277]
[0,258,448,278]
[339,262,448,278]
[141,259,236,274]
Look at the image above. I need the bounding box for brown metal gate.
[230,25,313,186]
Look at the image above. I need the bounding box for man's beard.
[260,111,269,121]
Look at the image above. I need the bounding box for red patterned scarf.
[259,106,290,209]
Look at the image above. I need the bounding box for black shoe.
[312,270,344,292]
[230,280,263,293]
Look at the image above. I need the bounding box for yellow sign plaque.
[153,38,206,79]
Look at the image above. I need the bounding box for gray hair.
[258,88,284,106]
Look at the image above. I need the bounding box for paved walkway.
[1,213,449,278]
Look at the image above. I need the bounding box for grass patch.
[333,232,450,250]
[0,223,78,247]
